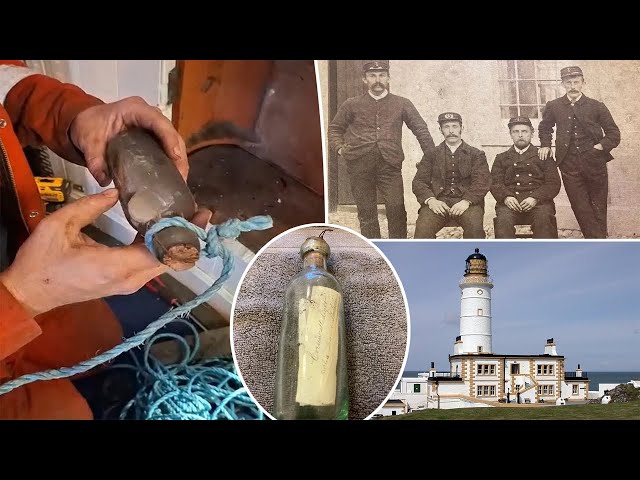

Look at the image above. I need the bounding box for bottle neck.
[303,252,327,270]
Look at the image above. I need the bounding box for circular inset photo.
[231,223,410,420]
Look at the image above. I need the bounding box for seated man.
[490,116,561,238]
[412,112,491,239]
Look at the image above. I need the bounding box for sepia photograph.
[317,60,640,240]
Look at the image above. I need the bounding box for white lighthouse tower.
[455,248,493,355]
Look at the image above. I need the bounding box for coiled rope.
[0,215,272,420]
[110,318,263,420]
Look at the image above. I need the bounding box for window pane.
[499,81,517,104]
[536,60,558,80]
[539,82,560,104]
[518,60,535,79]
[501,106,518,119]
[520,105,538,119]
[519,80,537,104]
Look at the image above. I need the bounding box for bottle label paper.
[295,285,341,406]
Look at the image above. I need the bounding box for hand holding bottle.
[0,189,211,317]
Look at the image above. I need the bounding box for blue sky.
[374,241,640,373]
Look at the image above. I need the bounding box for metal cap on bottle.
[300,236,331,258]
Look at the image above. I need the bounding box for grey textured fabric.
[232,226,408,420]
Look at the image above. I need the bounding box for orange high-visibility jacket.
[0,60,122,419]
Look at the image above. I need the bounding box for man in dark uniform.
[412,112,491,239]
[491,116,561,238]
[328,61,435,239]
[538,66,621,238]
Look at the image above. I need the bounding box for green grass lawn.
[377,400,640,420]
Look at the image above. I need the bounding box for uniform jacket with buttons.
[0,59,103,369]
[538,94,620,164]
[412,140,491,206]
[327,92,435,167]
[490,144,561,204]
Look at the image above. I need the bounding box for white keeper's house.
[386,248,590,413]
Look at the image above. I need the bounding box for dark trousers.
[414,195,485,239]
[559,150,608,239]
[345,148,407,239]
[494,202,558,239]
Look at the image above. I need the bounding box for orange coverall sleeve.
[0,282,41,362]
[1,59,104,166]
[0,60,104,361]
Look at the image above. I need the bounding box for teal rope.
[0,214,272,420]
[110,318,264,420]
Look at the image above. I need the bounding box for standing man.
[412,112,490,239]
[328,61,435,239]
[538,66,621,238]
[491,116,561,238]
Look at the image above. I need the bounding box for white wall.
[390,391,428,411]
[562,381,588,400]
[520,388,537,403]
[427,396,491,410]
[599,383,623,397]
[460,287,492,317]
[399,377,428,394]
[379,406,405,416]
[436,382,469,397]
[26,60,250,319]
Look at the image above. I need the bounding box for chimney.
[544,338,557,355]
[429,362,436,377]
[576,364,582,377]
[453,335,463,355]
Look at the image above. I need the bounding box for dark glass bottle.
[273,231,349,420]
[105,127,200,270]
